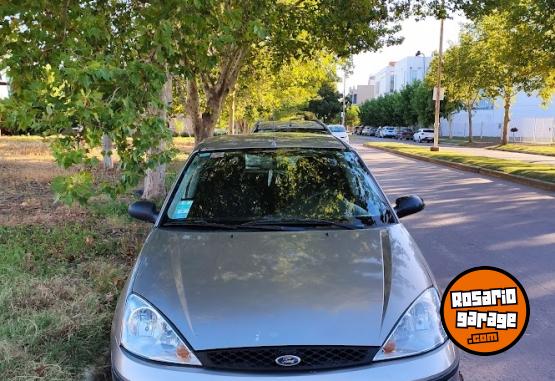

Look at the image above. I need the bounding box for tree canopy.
[359,80,454,128]
[306,83,343,123]
[0,0,410,202]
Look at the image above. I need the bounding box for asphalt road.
[350,136,555,381]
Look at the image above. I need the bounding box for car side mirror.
[128,200,159,223]
[394,195,425,219]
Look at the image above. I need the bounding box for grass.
[366,142,555,184]
[439,136,498,147]
[0,136,192,380]
[489,143,555,157]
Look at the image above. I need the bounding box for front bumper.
[111,341,459,381]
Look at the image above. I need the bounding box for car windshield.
[164,148,392,228]
[328,125,346,133]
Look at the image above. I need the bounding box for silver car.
[111,133,460,381]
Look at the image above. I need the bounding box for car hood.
[131,224,432,350]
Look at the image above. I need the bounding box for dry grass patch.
[0,136,163,380]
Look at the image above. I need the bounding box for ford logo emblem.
[275,354,301,367]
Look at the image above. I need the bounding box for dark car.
[396,128,414,140]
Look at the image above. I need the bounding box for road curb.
[366,145,555,193]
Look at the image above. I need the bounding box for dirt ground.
[0,136,193,380]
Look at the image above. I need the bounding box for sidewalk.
[352,136,555,166]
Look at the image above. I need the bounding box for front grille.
[196,346,379,371]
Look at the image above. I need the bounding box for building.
[0,71,8,99]
[391,56,431,92]
[373,61,396,98]
[371,56,432,98]
[350,76,376,105]
[441,93,555,143]
[357,56,554,142]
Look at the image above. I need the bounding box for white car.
[328,124,349,144]
[413,128,435,143]
[380,127,397,138]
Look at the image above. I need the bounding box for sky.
[338,13,467,92]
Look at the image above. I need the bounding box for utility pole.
[431,12,445,152]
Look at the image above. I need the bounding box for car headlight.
[374,288,447,361]
[121,294,201,365]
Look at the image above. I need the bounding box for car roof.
[196,133,347,152]
[253,120,329,133]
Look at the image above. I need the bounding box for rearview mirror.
[394,195,425,219]
[128,200,158,223]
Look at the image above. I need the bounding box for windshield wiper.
[240,218,363,230]
[164,219,295,231]
[164,220,239,230]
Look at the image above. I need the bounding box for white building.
[0,71,8,99]
[370,56,432,98]
[360,56,555,143]
[373,61,396,98]
[441,93,555,143]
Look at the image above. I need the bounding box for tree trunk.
[228,89,236,135]
[501,93,511,145]
[186,47,247,146]
[142,148,166,200]
[448,115,453,140]
[101,133,113,169]
[142,75,172,200]
[466,104,473,143]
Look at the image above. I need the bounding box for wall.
[393,56,432,92]
[352,84,375,105]
[440,92,555,143]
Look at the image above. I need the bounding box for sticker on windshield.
[172,200,193,219]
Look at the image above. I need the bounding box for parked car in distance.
[354,125,364,135]
[112,133,459,381]
[327,124,350,144]
[375,127,383,137]
[413,128,435,143]
[253,120,330,134]
[361,126,372,136]
[396,128,414,140]
[381,127,397,138]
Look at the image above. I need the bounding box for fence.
[511,117,555,144]
[441,116,555,144]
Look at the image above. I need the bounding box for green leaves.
[1,0,411,204]
[52,172,94,206]
[306,83,342,122]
